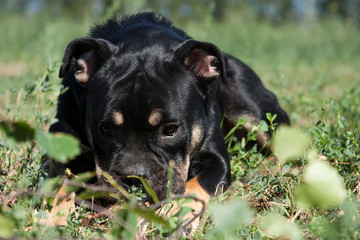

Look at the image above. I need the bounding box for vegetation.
[0,7,359,239]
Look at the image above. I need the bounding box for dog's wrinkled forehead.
[92,50,191,126]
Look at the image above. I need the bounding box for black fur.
[44,12,289,201]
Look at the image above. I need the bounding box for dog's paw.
[155,194,206,236]
[181,197,205,234]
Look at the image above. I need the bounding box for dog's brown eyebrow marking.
[112,111,124,126]
[190,125,203,155]
[148,109,163,126]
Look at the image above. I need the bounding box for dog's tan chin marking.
[112,111,124,126]
[148,109,163,126]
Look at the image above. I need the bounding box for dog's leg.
[223,114,272,153]
[218,53,290,151]
[181,125,231,232]
[182,176,211,232]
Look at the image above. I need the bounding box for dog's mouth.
[117,175,143,189]
[99,169,186,204]
[108,174,165,203]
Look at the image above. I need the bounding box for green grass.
[0,10,359,239]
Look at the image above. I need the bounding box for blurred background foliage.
[1,0,360,26]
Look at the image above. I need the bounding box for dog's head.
[59,37,225,200]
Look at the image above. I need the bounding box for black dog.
[44,12,289,214]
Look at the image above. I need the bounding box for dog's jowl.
[44,12,290,226]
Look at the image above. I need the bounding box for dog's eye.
[163,125,178,137]
[100,124,112,136]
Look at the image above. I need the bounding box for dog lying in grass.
[43,12,290,232]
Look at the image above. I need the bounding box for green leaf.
[272,126,311,163]
[181,197,194,205]
[35,127,80,164]
[344,149,355,157]
[101,172,130,199]
[179,206,193,218]
[260,213,302,240]
[130,205,172,230]
[259,120,269,132]
[266,113,277,122]
[127,175,159,203]
[281,165,291,176]
[0,120,35,143]
[0,214,15,238]
[0,122,11,135]
[269,178,280,185]
[224,117,248,142]
[210,199,253,232]
[64,172,97,193]
[71,171,96,183]
[112,207,137,240]
[37,176,64,196]
[295,152,347,209]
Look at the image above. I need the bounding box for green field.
[0,10,359,239]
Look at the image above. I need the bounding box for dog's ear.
[175,39,226,93]
[59,37,117,86]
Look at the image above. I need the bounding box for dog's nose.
[117,165,148,178]
[111,166,148,190]
[121,176,143,189]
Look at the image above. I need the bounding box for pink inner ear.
[74,50,96,84]
[185,49,220,79]
[74,59,89,83]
